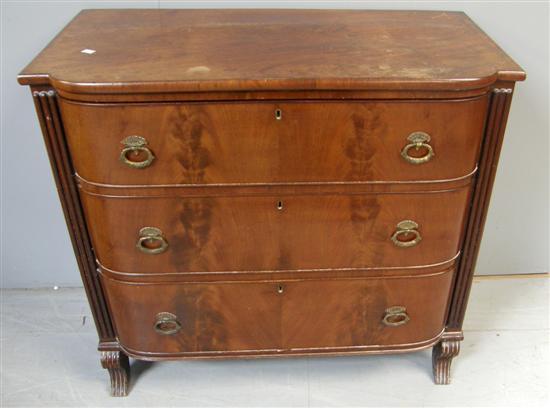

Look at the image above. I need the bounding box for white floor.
[1,276,548,407]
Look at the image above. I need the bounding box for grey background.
[1,1,549,288]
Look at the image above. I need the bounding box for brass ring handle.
[391,220,422,248]
[119,135,155,169]
[401,131,435,164]
[382,306,410,327]
[136,227,168,255]
[154,312,181,335]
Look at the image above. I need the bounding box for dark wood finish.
[31,88,128,396]
[97,260,458,284]
[60,98,488,185]
[30,88,115,341]
[432,331,463,385]
[81,189,471,273]
[100,350,130,397]
[446,86,516,329]
[432,86,517,379]
[18,10,524,94]
[19,9,525,396]
[77,174,475,196]
[57,87,491,104]
[101,268,454,358]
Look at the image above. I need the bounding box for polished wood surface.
[97,260,459,284]
[101,268,454,357]
[446,86,517,330]
[18,10,524,93]
[81,188,471,273]
[30,89,115,341]
[57,87,493,104]
[61,97,487,185]
[19,9,525,395]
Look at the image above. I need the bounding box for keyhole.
[275,109,282,120]
[277,284,284,294]
[277,200,283,210]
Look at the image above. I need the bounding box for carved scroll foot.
[100,351,130,396]
[432,332,463,385]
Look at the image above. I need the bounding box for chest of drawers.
[19,9,525,396]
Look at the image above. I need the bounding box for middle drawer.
[81,188,470,274]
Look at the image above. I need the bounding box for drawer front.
[82,189,470,273]
[102,268,453,356]
[61,98,487,185]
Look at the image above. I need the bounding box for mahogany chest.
[18,9,525,396]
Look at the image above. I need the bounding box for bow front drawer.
[81,188,470,274]
[101,267,454,357]
[60,97,487,186]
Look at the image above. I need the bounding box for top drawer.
[60,97,488,186]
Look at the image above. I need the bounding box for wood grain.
[61,97,488,186]
[446,85,517,330]
[81,188,471,273]
[18,9,525,393]
[101,267,454,358]
[31,88,115,341]
[18,10,525,93]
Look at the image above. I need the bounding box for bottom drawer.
[102,269,454,358]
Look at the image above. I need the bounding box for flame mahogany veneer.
[19,9,525,396]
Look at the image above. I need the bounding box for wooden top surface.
[19,9,525,93]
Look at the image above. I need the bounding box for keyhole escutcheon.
[275,109,282,120]
[277,200,284,211]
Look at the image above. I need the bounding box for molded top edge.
[18,9,526,93]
